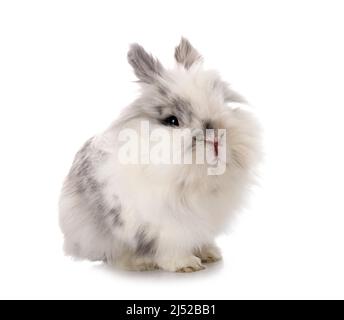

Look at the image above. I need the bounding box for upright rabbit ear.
[174,37,202,69]
[127,43,164,84]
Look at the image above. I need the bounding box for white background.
[1,0,344,300]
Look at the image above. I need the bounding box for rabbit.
[59,38,261,272]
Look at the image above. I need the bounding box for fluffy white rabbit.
[59,38,261,272]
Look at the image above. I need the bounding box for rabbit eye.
[162,115,179,127]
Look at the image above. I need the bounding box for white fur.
[59,39,261,272]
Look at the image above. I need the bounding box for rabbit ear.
[127,44,164,84]
[174,37,202,69]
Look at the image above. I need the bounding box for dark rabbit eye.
[162,115,179,127]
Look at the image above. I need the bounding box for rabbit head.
[114,38,261,189]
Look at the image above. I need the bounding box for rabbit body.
[59,39,261,272]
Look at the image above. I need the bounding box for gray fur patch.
[124,93,194,128]
[171,96,193,124]
[107,204,123,227]
[154,95,194,126]
[135,227,156,256]
[174,37,202,69]
[155,85,194,124]
[157,85,168,97]
[127,43,163,84]
[67,138,123,234]
[156,105,163,116]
